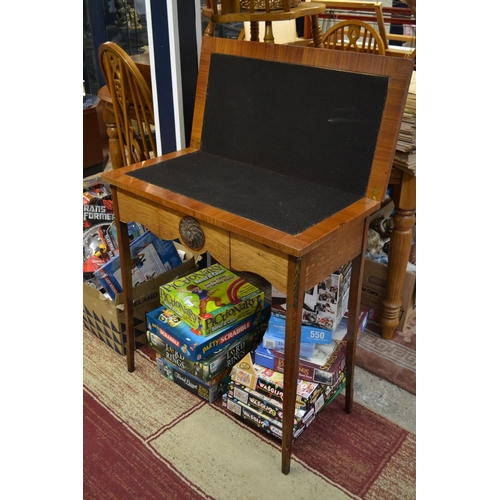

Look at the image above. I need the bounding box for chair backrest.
[321,19,386,55]
[98,42,156,168]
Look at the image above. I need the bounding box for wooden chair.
[321,19,386,54]
[98,42,156,169]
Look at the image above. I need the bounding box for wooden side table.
[380,166,416,338]
[101,37,413,475]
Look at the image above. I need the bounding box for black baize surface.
[129,53,389,235]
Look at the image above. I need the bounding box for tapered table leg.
[111,189,135,373]
[281,256,306,475]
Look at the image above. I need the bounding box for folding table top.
[104,37,413,247]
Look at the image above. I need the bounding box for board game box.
[146,302,270,361]
[227,380,318,426]
[147,322,266,383]
[222,393,308,443]
[94,231,183,301]
[156,355,230,404]
[159,263,265,336]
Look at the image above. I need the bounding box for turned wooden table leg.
[282,256,306,475]
[310,15,323,47]
[381,172,416,339]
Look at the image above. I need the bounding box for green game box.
[159,263,265,337]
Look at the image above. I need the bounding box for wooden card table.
[101,37,413,475]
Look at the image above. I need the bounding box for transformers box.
[222,394,307,443]
[147,302,270,361]
[159,263,265,337]
[94,231,183,301]
[156,355,230,404]
[146,321,267,383]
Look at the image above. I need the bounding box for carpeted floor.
[84,328,416,500]
[356,317,416,395]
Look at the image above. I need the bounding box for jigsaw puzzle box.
[159,263,265,337]
[83,243,197,356]
[271,261,352,333]
[146,302,270,361]
[255,311,368,386]
[265,313,334,345]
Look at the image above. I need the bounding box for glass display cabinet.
[101,0,149,55]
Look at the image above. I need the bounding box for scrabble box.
[159,263,265,336]
[146,303,270,361]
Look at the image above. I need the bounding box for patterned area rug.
[356,317,416,395]
[84,328,416,500]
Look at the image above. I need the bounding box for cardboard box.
[156,356,230,404]
[93,232,182,301]
[146,321,267,382]
[83,244,198,356]
[271,261,352,333]
[146,302,271,361]
[254,311,368,386]
[222,393,308,442]
[360,257,416,331]
[159,263,265,337]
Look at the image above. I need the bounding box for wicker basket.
[239,0,301,11]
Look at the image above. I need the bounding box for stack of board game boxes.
[146,263,270,403]
[223,311,367,442]
[222,261,368,441]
